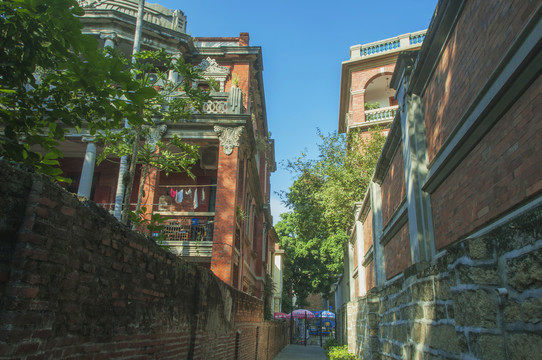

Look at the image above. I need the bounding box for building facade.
[335,29,427,319]
[335,0,542,358]
[59,0,278,298]
[338,30,426,139]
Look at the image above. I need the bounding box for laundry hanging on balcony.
[175,189,183,203]
[194,188,198,209]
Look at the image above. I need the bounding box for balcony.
[159,216,214,258]
[364,105,398,123]
[96,183,217,259]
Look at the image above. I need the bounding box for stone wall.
[0,161,289,359]
[343,206,542,359]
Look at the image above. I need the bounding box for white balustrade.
[350,30,427,59]
[203,99,227,114]
[364,105,399,122]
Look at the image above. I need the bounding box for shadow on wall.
[351,206,542,359]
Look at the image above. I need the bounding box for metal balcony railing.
[161,217,214,242]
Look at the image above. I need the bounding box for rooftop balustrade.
[349,30,427,60]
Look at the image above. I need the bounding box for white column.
[113,133,129,220]
[77,137,96,199]
[401,93,435,263]
[356,220,366,296]
[100,32,117,49]
[370,181,386,286]
[168,53,181,83]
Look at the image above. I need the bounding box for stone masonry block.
[390,323,407,343]
[503,299,523,323]
[457,264,501,286]
[423,304,447,322]
[411,322,426,345]
[466,237,494,260]
[411,280,434,302]
[401,304,424,322]
[469,334,506,359]
[426,324,460,354]
[453,289,497,328]
[508,333,542,360]
[522,297,542,324]
[434,276,454,300]
[506,248,542,292]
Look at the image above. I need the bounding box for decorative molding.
[195,57,230,76]
[79,0,187,33]
[362,246,374,267]
[373,113,402,184]
[379,200,408,246]
[195,57,230,91]
[145,124,167,151]
[81,135,95,143]
[99,31,117,40]
[214,126,244,155]
[227,86,243,114]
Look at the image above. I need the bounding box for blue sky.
[157,0,438,223]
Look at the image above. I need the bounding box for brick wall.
[0,161,289,359]
[362,210,373,257]
[365,260,375,294]
[432,73,542,249]
[348,206,542,359]
[342,0,541,357]
[383,223,411,280]
[380,146,405,226]
[423,0,540,163]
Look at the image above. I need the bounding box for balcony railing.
[160,217,214,242]
[350,30,427,59]
[364,105,398,122]
[96,202,215,258]
[159,216,214,258]
[202,95,227,114]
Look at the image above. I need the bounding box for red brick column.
[211,146,240,286]
[141,164,160,230]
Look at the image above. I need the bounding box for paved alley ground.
[273,344,326,360]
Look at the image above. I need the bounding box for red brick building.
[59,0,277,298]
[338,30,426,139]
[335,0,542,357]
[336,30,427,300]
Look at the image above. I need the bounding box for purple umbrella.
[274,312,289,319]
[289,309,315,319]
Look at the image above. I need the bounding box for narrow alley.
[273,345,326,360]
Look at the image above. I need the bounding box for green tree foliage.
[276,127,386,303]
[0,1,212,226]
[0,0,126,178]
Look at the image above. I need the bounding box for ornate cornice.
[146,124,167,152]
[214,126,244,155]
[195,57,230,76]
